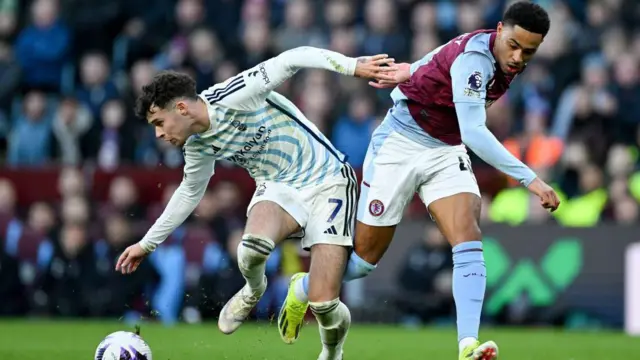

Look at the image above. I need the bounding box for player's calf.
[294,223,392,303]
[308,245,350,360]
[310,298,351,360]
[237,234,274,291]
[294,250,376,304]
[428,193,486,355]
[218,234,274,334]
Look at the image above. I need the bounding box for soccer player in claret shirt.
[114,46,396,360]
[279,2,561,359]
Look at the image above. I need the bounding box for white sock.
[459,337,477,353]
[293,276,309,303]
[237,234,274,292]
[310,299,351,360]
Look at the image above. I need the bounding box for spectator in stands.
[91,214,158,318]
[396,226,454,325]
[0,0,17,40]
[152,0,205,72]
[610,53,640,144]
[557,164,608,227]
[331,93,376,167]
[60,0,121,57]
[15,0,70,93]
[75,52,119,119]
[490,167,563,226]
[52,97,93,166]
[553,54,617,167]
[36,223,95,316]
[126,59,157,118]
[101,176,143,221]
[362,0,407,59]
[27,201,56,238]
[210,181,243,245]
[325,0,357,29]
[61,195,90,226]
[92,100,137,170]
[7,91,53,167]
[187,28,224,91]
[57,166,86,198]
[298,72,333,132]
[241,20,274,69]
[275,0,327,52]
[0,177,17,216]
[0,41,21,115]
[119,0,173,66]
[329,27,358,58]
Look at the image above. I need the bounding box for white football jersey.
[139,47,358,251]
[186,84,345,188]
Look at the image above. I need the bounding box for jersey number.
[459,156,473,173]
[327,198,343,222]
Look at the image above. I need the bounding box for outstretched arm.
[451,52,559,210]
[116,149,214,274]
[203,46,395,111]
[450,52,537,186]
[138,149,215,252]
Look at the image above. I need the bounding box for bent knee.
[308,283,341,303]
[354,223,395,264]
[309,298,341,315]
[450,226,482,245]
[237,234,274,268]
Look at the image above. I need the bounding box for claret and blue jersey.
[378,29,537,187]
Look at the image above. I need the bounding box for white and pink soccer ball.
[94,331,152,360]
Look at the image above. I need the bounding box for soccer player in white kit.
[114,46,395,360]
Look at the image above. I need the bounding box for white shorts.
[357,129,480,227]
[247,164,358,250]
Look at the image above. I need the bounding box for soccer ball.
[94,330,152,360]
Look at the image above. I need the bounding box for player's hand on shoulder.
[116,243,150,274]
[368,62,411,89]
[527,177,560,212]
[354,54,397,82]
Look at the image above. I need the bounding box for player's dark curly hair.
[503,1,550,37]
[134,71,198,119]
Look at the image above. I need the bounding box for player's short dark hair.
[503,1,550,37]
[135,71,198,119]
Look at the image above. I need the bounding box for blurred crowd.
[0,0,639,322]
[0,168,299,324]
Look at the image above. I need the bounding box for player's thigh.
[357,131,420,228]
[303,165,357,301]
[245,182,305,243]
[418,147,482,245]
[353,221,397,265]
[355,132,424,263]
[307,244,349,302]
[301,165,358,251]
[428,193,482,246]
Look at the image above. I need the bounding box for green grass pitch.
[0,320,637,359]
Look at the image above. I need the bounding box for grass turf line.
[0,320,635,359]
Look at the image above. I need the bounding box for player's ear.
[496,21,503,35]
[175,101,188,116]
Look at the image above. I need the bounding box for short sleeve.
[450,52,495,104]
